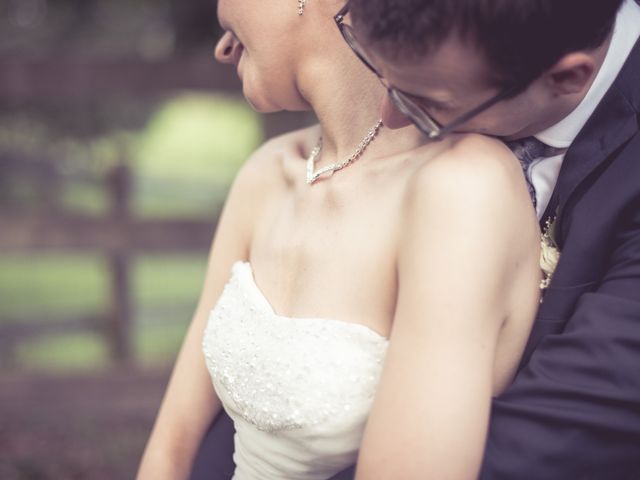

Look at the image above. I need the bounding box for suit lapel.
[553,37,640,246]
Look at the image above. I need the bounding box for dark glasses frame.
[334,4,520,140]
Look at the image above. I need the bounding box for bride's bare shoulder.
[231,124,320,195]
[408,133,526,203]
[413,133,519,179]
[217,125,320,240]
[403,133,536,239]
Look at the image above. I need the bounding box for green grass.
[60,182,111,216]
[13,321,192,371]
[132,254,207,306]
[135,319,189,367]
[0,253,208,320]
[0,254,109,319]
[0,253,208,371]
[15,332,111,371]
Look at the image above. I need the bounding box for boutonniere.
[540,216,560,290]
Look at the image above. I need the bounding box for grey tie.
[506,137,566,208]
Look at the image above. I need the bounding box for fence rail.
[0,163,216,366]
[0,214,216,252]
[0,56,240,100]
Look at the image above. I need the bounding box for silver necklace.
[306,120,383,185]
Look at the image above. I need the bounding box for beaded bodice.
[202,261,388,479]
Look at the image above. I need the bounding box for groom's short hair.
[349,0,624,88]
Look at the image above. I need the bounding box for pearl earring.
[298,0,307,15]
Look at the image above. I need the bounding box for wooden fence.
[0,55,314,367]
[0,161,217,366]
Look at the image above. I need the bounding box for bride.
[137,0,541,478]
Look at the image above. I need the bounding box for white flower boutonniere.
[540,216,560,290]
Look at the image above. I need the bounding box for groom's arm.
[480,203,640,480]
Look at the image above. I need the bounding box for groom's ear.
[543,52,597,96]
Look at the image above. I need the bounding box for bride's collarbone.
[289,181,408,224]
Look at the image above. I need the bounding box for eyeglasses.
[334,4,520,140]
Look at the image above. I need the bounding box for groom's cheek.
[380,94,414,129]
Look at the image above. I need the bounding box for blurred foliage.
[133,93,263,217]
[0,0,266,373]
[0,93,263,216]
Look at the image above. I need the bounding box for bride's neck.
[297,55,412,163]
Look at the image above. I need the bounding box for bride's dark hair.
[349,0,623,91]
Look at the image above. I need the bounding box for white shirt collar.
[535,0,640,148]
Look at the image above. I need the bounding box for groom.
[333,0,640,478]
[192,0,640,478]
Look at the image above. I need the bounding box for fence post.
[106,163,133,365]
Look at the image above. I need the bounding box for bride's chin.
[241,80,311,113]
[242,87,289,114]
[241,82,269,112]
[242,91,279,113]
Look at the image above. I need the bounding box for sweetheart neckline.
[233,261,389,342]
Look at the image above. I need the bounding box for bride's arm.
[136,142,279,480]
[356,135,540,480]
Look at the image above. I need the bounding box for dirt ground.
[0,369,170,480]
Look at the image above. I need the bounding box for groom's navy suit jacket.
[478,33,640,480]
[191,35,640,480]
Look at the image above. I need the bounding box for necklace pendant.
[306,171,317,184]
[306,171,319,184]
[305,119,383,186]
[306,163,337,184]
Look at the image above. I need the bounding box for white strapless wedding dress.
[202,262,389,479]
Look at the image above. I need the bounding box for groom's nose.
[380,94,413,130]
